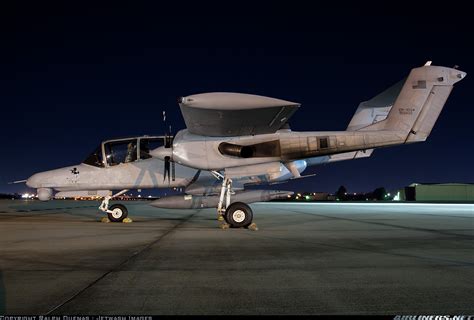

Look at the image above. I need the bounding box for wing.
[178,92,300,137]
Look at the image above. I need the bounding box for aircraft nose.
[26,172,45,188]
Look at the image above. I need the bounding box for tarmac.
[0,199,473,315]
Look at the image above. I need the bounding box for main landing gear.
[214,172,256,230]
[225,202,254,228]
[99,189,131,223]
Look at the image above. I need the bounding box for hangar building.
[398,183,474,202]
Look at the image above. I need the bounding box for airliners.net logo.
[395,316,473,320]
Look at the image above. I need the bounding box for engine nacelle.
[37,188,53,201]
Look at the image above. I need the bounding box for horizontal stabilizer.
[329,149,374,162]
[290,173,316,180]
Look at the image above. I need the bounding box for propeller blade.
[171,161,176,181]
[165,135,171,148]
[162,109,173,183]
[164,156,171,183]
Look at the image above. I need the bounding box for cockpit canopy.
[83,136,168,167]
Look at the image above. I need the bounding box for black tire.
[225,202,253,228]
[108,204,128,222]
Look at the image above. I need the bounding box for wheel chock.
[101,217,110,223]
[122,218,133,223]
[247,223,258,231]
[219,223,230,230]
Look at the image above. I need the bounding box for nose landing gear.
[99,189,131,223]
[108,204,129,222]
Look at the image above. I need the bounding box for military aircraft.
[23,62,466,228]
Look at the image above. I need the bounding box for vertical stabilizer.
[360,64,466,142]
[347,78,405,131]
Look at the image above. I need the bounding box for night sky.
[3,2,473,195]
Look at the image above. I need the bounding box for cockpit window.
[83,146,104,167]
[140,138,165,160]
[104,139,138,166]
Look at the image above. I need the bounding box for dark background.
[3,1,473,195]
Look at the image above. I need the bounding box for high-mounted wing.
[179,92,300,137]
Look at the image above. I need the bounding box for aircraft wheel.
[225,202,253,228]
[108,204,128,222]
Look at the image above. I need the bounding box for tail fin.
[347,78,405,131]
[360,63,466,142]
[345,75,406,159]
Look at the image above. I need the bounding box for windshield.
[83,146,104,167]
[83,136,166,167]
[104,139,138,166]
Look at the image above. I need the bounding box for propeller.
[162,111,175,184]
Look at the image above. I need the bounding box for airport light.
[393,192,400,201]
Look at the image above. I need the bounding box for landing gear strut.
[99,189,129,223]
[217,176,232,217]
[213,172,254,229]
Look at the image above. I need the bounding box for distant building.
[312,192,330,201]
[397,183,474,202]
[282,192,331,202]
